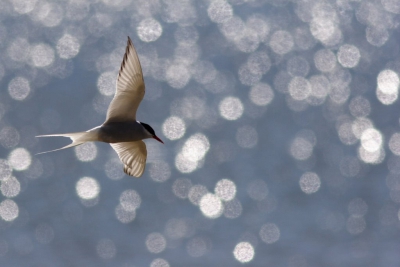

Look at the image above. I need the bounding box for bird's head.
[140,122,164,144]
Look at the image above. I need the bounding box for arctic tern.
[37,37,164,177]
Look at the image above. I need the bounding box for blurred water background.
[1,0,400,266]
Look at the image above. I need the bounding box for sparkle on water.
[299,172,321,194]
[182,133,210,162]
[236,126,258,148]
[0,126,20,149]
[207,0,233,24]
[137,18,163,42]
[149,160,171,182]
[219,96,244,121]
[8,77,31,101]
[361,128,383,152]
[166,64,191,89]
[8,148,31,171]
[199,193,223,219]
[249,83,274,106]
[186,236,208,257]
[76,177,100,200]
[150,258,170,267]
[214,178,236,201]
[115,204,136,224]
[174,153,198,174]
[366,26,389,47]
[146,232,167,254]
[8,37,31,63]
[348,198,368,217]
[346,215,366,235]
[30,43,55,68]
[377,69,399,104]
[175,133,210,173]
[389,133,400,155]
[223,198,242,219]
[337,44,361,68]
[12,0,37,14]
[96,239,116,259]
[97,71,117,96]
[233,242,255,263]
[259,223,280,244]
[314,49,337,72]
[0,159,12,181]
[0,199,19,222]
[290,136,314,161]
[162,116,186,141]
[74,142,97,162]
[269,30,294,55]
[287,56,310,77]
[104,158,124,180]
[289,76,311,101]
[172,178,192,199]
[119,189,141,212]
[349,96,371,118]
[188,184,209,206]
[57,34,81,59]
[1,176,21,198]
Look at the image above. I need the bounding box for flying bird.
[37,37,164,177]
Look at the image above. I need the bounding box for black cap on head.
[140,122,155,136]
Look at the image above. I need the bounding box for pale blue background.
[0,0,400,266]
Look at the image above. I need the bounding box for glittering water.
[1,0,400,266]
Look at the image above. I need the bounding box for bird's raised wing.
[105,37,145,123]
[110,141,147,177]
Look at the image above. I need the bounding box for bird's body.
[97,121,149,143]
[37,37,163,177]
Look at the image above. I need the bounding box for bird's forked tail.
[36,130,99,155]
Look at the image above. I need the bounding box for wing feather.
[105,37,145,123]
[110,141,147,177]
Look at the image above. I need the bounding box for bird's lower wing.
[110,141,147,177]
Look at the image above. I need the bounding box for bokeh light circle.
[137,18,163,42]
[119,189,141,211]
[233,242,254,263]
[299,172,321,194]
[76,177,100,200]
[199,193,223,219]
[30,43,55,67]
[162,116,186,141]
[1,176,21,198]
[259,223,280,244]
[8,148,31,171]
[214,179,236,201]
[219,97,244,121]
[337,44,360,68]
[74,142,97,162]
[57,34,80,59]
[0,199,19,221]
[146,232,167,254]
[249,83,274,106]
[8,77,31,101]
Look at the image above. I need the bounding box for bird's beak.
[153,135,164,144]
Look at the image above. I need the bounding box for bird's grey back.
[97,121,148,143]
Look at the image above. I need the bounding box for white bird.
[37,36,164,177]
